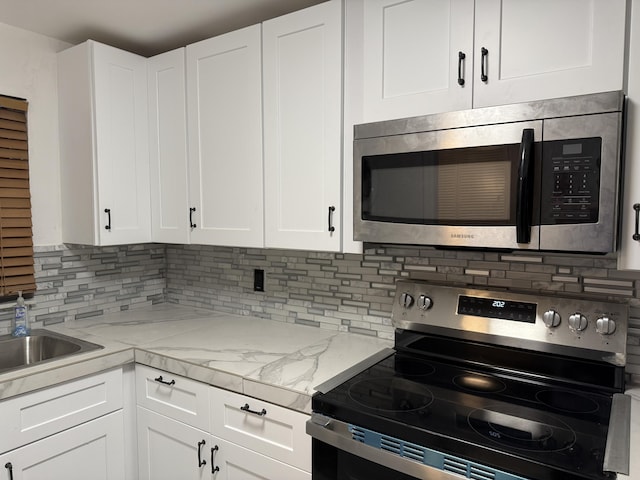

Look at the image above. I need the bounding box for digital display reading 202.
[457,295,537,323]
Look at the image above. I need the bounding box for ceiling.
[0,0,326,56]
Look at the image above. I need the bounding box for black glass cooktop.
[313,352,616,480]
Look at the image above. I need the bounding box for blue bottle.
[12,291,29,337]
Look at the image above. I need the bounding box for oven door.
[307,415,514,480]
[354,121,542,250]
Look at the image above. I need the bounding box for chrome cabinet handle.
[104,208,111,231]
[633,204,640,241]
[189,207,197,229]
[154,375,175,386]
[197,440,207,467]
[211,445,220,474]
[457,51,466,86]
[241,403,267,416]
[4,463,13,480]
[328,206,336,233]
[480,47,489,82]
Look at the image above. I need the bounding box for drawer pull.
[154,375,176,386]
[5,462,13,480]
[211,445,220,474]
[633,203,640,241]
[241,403,267,416]
[197,440,207,467]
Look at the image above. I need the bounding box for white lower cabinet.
[210,436,309,480]
[137,406,210,480]
[135,366,310,480]
[0,369,126,480]
[0,411,125,480]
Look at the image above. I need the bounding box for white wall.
[0,22,71,246]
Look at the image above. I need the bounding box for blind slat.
[1,246,34,257]
[0,227,33,238]
[0,178,30,189]
[0,237,33,248]
[1,218,32,228]
[0,159,28,170]
[0,96,27,111]
[0,208,31,218]
[0,138,28,150]
[0,187,31,198]
[0,118,27,132]
[0,128,27,141]
[0,148,28,160]
[0,197,31,208]
[0,168,29,179]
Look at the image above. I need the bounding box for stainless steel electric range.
[307,281,631,480]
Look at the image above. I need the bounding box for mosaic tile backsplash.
[2,243,639,379]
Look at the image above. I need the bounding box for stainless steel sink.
[0,329,103,374]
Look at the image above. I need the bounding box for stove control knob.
[400,292,414,308]
[596,316,616,335]
[417,295,433,310]
[568,313,588,332]
[542,310,561,328]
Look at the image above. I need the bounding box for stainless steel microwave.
[354,91,624,253]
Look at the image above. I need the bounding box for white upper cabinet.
[473,0,626,108]
[58,40,151,245]
[186,25,264,248]
[359,0,626,122]
[619,1,640,270]
[148,48,190,244]
[362,0,474,121]
[263,0,343,252]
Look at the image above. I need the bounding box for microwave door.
[354,121,543,250]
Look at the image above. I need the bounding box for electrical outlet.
[254,269,264,292]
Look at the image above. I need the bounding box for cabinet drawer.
[210,388,311,472]
[135,364,209,431]
[0,368,123,453]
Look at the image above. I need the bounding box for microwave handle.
[516,128,535,243]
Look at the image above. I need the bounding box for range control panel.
[392,281,628,363]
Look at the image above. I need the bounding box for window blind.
[0,95,36,297]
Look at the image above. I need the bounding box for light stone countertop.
[0,304,393,413]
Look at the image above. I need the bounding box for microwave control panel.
[540,137,601,225]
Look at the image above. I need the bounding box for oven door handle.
[307,414,487,480]
[516,128,535,244]
[603,393,631,475]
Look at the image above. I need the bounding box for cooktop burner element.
[453,373,507,393]
[536,389,601,414]
[348,377,434,412]
[467,404,577,453]
[309,282,632,480]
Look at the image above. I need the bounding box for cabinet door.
[362,0,474,121]
[137,406,210,480]
[148,48,190,244]
[209,436,310,480]
[92,41,151,245]
[263,0,342,252]
[0,411,125,480]
[619,1,640,270]
[473,0,626,108]
[186,25,264,248]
